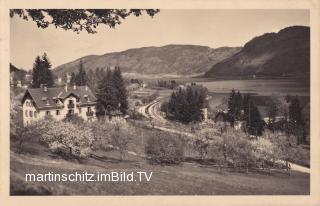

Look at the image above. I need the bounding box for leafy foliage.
[10,9,160,34]
[145,132,184,165]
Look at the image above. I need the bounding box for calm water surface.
[195,79,309,96]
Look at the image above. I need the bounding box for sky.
[10,9,309,70]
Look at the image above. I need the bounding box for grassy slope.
[11,140,309,195]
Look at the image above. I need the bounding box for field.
[11,139,310,195]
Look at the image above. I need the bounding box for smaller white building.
[21,85,97,126]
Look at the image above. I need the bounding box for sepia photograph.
[4,3,317,201]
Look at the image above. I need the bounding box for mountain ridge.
[53,44,242,77]
[204,26,310,78]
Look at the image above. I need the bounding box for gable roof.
[22,86,97,110]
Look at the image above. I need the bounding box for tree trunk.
[246,158,249,174]
[286,160,290,176]
[18,138,24,153]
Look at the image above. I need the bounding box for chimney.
[43,86,47,92]
[73,85,76,90]
[64,84,68,92]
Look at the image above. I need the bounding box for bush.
[40,120,94,159]
[145,132,184,165]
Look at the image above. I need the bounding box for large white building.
[21,85,97,126]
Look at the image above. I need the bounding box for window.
[34,111,37,118]
[29,111,33,117]
[56,110,60,115]
[25,110,28,117]
[87,107,91,112]
[46,111,50,116]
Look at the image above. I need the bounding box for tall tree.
[234,91,243,121]
[227,89,236,127]
[266,98,279,131]
[75,60,87,86]
[113,66,128,114]
[87,69,95,90]
[288,96,306,144]
[244,98,264,136]
[96,68,118,118]
[70,72,76,85]
[167,85,207,123]
[31,53,54,88]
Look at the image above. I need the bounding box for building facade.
[21,85,97,126]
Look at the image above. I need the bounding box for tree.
[227,89,236,127]
[110,122,133,161]
[41,53,54,87]
[87,69,95,90]
[10,9,159,34]
[193,137,209,161]
[288,96,306,144]
[222,129,254,172]
[96,68,118,118]
[145,132,184,165]
[70,72,76,85]
[113,66,128,114]
[10,91,18,137]
[227,90,243,127]
[266,97,279,131]
[75,60,87,86]
[40,120,94,158]
[167,85,208,123]
[245,98,264,136]
[31,53,54,88]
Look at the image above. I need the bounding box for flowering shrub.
[40,120,94,158]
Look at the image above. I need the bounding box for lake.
[195,79,310,96]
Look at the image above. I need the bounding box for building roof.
[22,85,97,110]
